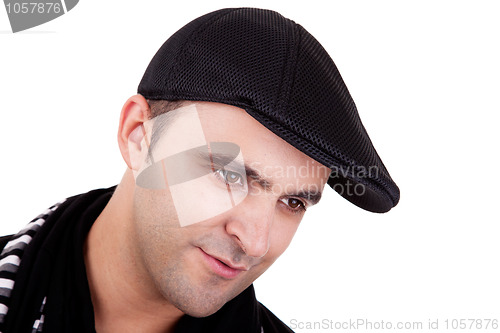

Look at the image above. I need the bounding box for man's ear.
[117,94,151,170]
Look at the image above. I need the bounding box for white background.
[1,1,499,332]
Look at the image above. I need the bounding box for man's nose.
[225,196,275,258]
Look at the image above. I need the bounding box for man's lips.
[199,248,248,279]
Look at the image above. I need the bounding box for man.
[0,7,399,333]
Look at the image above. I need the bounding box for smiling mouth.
[198,248,247,279]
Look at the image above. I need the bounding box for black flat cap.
[138,7,400,213]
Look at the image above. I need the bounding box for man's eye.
[280,198,306,213]
[215,169,244,186]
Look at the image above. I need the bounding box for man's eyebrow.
[244,161,323,206]
[199,150,245,171]
[245,166,272,190]
[246,167,323,205]
[202,152,269,187]
[205,152,273,189]
[201,150,323,205]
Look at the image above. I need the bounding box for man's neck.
[83,170,184,333]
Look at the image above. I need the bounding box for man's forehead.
[151,102,331,179]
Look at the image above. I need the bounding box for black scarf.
[0,188,292,332]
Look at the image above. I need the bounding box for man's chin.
[172,286,244,318]
[176,301,225,318]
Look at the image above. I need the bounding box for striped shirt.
[0,200,65,333]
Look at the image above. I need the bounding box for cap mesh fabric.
[138,8,400,212]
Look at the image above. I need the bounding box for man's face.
[130,102,330,317]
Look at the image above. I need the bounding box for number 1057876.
[6,2,62,14]
[444,319,498,330]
